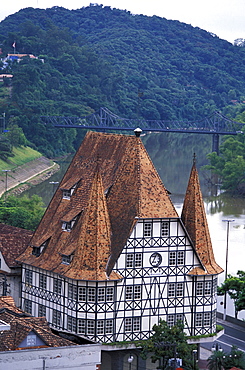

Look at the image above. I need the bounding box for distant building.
[0,296,101,370]
[18,131,223,344]
[0,224,32,306]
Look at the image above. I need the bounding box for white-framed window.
[24,299,32,314]
[124,317,141,332]
[38,304,46,317]
[168,283,175,297]
[203,312,211,326]
[126,253,142,268]
[126,254,134,268]
[167,314,175,328]
[195,312,202,327]
[98,287,105,302]
[135,253,142,267]
[52,309,61,327]
[25,269,33,285]
[106,320,113,334]
[133,317,141,331]
[78,319,85,334]
[26,334,37,346]
[62,184,76,200]
[176,283,184,297]
[177,251,185,265]
[68,283,77,300]
[196,282,203,295]
[97,320,104,335]
[78,287,87,302]
[125,318,132,332]
[87,320,95,335]
[125,286,133,300]
[204,281,211,295]
[106,287,114,301]
[176,313,184,323]
[53,278,62,295]
[213,278,217,294]
[125,285,142,300]
[39,274,47,290]
[144,222,152,237]
[169,252,176,265]
[67,316,76,332]
[161,221,169,236]
[88,287,96,302]
[134,285,142,300]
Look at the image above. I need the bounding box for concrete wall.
[0,343,101,370]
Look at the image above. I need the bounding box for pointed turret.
[181,155,223,275]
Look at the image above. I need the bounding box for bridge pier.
[212,133,219,154]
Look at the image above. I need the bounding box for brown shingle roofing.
[0,224,32,268]
[181,161,223,275]
[18,132,177,279]
[0,297,75,351]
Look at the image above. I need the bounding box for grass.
[0,146,42,172]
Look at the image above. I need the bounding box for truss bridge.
[41,108,244,153]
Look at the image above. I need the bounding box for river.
[23,131,245,319]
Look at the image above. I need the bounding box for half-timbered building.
[18,131,223,343]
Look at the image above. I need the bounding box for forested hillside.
[0,4,245,158]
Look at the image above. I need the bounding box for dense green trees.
[218,270,245,318]
[0,194,45,230]
[139,319,195,370]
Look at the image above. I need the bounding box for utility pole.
[222,219,234,320]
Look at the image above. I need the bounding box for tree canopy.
[138,319,195,370]
[218,270,245,318]
[0,194,45,230]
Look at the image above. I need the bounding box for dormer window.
[62,214,79,232]
[62,183,77,200]
[32,239,49,257]
[61,254,73,265]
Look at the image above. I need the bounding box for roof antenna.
[134,127,142,137]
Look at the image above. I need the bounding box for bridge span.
[41,108,245,153]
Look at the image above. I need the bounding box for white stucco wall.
[0,343,101,370]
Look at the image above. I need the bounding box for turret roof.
[181,160,223,275]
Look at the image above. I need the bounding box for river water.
[23,132,245,319]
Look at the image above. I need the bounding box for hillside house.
[18,130,223,344]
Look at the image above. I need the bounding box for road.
[201,318,245,354]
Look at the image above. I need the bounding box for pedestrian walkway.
[0,156,56,197]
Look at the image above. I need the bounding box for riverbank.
[0,156,60,197]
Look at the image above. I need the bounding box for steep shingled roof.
[0,297,76,351]
[181,160,223,275]
[0,224,32,268]
[18,131,178,279]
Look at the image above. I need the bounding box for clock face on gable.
[149,252,162,267]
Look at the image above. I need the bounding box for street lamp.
[127,354,134,370]
[2,169,11,199]
[222,219,234,320]
[192,349,198,370]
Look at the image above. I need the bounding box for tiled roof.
[181,161,223,275]
[0,297,75,351]
[18,132,177,279]
[0,224,32,268]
